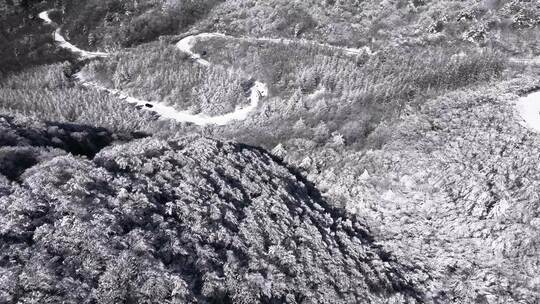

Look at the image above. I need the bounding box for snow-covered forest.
[1,0,539,303]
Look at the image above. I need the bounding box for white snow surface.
[515,90,540,133]
[38,11,53,24]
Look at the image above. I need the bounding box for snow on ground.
[515,90,540,133]
[38,11,53,24]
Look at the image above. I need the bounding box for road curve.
[175,32,375,60]
[39,10,267,126]
[39,11,108,59]
[508,56,540,132]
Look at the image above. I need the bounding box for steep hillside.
[59,0,222,48]
[0,0,221,73]
[2,0,537,74]
[294,76,540,303]
[202,0,539,54]
[0,116,428,304]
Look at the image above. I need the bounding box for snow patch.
[515,90,540,133]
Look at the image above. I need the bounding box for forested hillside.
[0,116,428,303]
[1,0,540,303]
[0,63,161,133]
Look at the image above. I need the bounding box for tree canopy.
[0,115,427,303]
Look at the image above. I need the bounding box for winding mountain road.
[39,10,540,131]
[39,10,267,126]
[38,10,378,126]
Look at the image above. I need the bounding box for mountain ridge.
[0,116,429,303]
